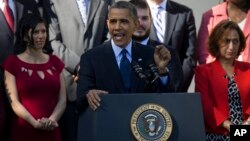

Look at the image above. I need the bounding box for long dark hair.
[15,13,53,54]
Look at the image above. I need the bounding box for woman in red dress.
[2,14,66,141]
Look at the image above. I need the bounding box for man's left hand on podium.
[86,89,108,111]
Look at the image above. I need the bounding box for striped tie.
[3,0,14,32]
[154,6,165,43]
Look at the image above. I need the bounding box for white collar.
[147,0,167,11]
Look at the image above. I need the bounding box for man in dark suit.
[0,0,40,140]
[130,0,183,92]
[146,0,197,92]
[77,1,172,112]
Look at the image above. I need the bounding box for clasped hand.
[35,117,58,131]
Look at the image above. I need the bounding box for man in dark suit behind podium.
[130,0,184,92]
[77,1,173,112]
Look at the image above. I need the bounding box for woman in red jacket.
[195,20,250,140]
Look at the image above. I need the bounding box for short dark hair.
[129,0,151,18]
[208,20,246,58]
[109,1,138,21]
[130,0,150,10]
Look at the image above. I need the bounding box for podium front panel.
[77,93,206,141]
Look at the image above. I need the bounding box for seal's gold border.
[130,103,173,141]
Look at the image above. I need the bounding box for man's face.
[107,8,138,48]
[133,8,152,41]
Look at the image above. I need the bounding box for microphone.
[148,63,160,84]
[131,61,149,84]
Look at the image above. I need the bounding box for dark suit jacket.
[0,1,39,140]
[150,0,197,91]
[0,0,39,65]
[195,60,250,134]
[147,39,183,92]
[77,41,173,111]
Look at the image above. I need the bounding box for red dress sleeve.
[50,55,64,73]
[2,55,18,75]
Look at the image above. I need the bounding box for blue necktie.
[120,49,131,91]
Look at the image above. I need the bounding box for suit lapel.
[147,39,160,47]
[149,1,178,45]
[85,0,101,30]
[0,10,13,37]
[150,24,158,41]
[14,1,24,32]
[55,0,86,28]
[103,41,124,92]
[69,0,85,28]
[165,1,178,44]
[131,42,144,92]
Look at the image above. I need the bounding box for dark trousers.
[59,101,78,141]
[0,93,5,139]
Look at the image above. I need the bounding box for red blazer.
[195,60,250,134]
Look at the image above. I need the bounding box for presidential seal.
[130,103,173,141]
